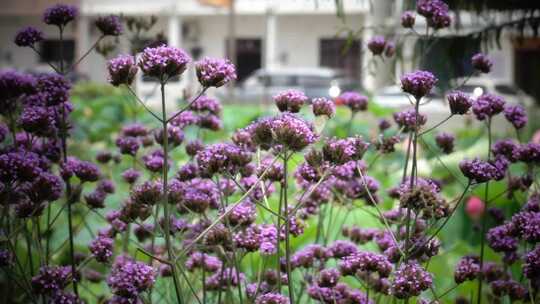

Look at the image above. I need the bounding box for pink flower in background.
[465,196,485,220]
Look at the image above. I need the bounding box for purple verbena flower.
[447,91,472,115]
[459,158,499,183]
[367,36,386,56]
[255,292,290,304]
[138,45,191,80]
[121,168,141,184]
[401,11,416,28]
[487,224,518,252]
[523,246,540,279]
[393,109,427,132]
[323,136,369,165]
[14,26,44,47]
[503,104,527,129]
[95,15,123,36]
[36,73,71,106]
[513,142,540,163]
[31,265,71,295]
[189,95,222,115]
[400,70,437,100]
[107,257,156,299]
[89,235,114,263]
[339,91,368,112]
[317,268,341,287]
[312,97,336,118]
[435,132,454,154]
[471,53,493,74]
[391,261,432,299]
[270,114,317,151]
[339,251,392,278]
[43,4,78,27]
[107,55,138,86]
[195,57,237,88]
[454,255,480,284]
[472,93,505,120]
[185,252,222,273]
[273,89,308,113]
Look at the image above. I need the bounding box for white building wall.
[0,16,77,72]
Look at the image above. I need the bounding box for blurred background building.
[0,0,539,105]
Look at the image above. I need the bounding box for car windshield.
[495,84,519,95]
[460,84,488,95]
[266,75,297,87]
[297,76,332,88]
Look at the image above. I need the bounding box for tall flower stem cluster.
[3,1,540,304]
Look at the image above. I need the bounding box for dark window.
[226,39,262,83]
[495,84,519,95]
[39,39,75,64]
[418,36,480,89]
[319,39,361,80]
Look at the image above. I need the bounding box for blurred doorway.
[514,38,540,105]
[227,38,262,83]
[319,38,361,80]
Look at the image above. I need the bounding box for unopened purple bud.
[471,53,493,74]
[95,15,123,36]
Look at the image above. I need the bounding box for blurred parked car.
[373,85,447,113]
[219,67,361,103]
[456,77,535,107]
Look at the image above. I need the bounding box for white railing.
[82,0,370,15]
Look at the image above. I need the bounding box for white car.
[373,85,447,114]
[218,67,361,103]
[455,77,535,107]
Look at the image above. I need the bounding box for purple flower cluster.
[196,143,251,177]
[189,95,222,115]
[400,70,437,100]
[108,55,138,86]
[89,235,114,263]
[36,73,71,106]
[43,4,78,27]
[273,89,308,113]
[339,251,392,278]
[367,36,387,55]
[196,57,237,88]
[14,26,44,47]
[107,257,156,299]
[0,70,36,112]
[447,91,472,115]
[255,293,290,304]
[391,261,432,299]
[322,136,369,165]
[435,132,455,154]
[503,104,527,129]
[31,265,71,295]
[138,45,191,80]
[185,252,222,273]
[393,109,427,132]
[416,0,451,29]
[339,91,368,112]
[471,53,493,74]
[269,113,318,151]
[454,255,480,284]
[472,93,505,121]
[401,11,416,28]
[95,15,123,36]
[312,97,336,118]
[459,158,502,183]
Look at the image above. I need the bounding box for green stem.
[160,82,184,304]
[476,119,492,304]
[283,151,295,304]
